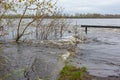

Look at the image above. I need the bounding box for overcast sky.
[58,0,120,14]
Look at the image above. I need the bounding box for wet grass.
[57,65,87,80]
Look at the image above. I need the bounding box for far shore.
[1,17,120,19]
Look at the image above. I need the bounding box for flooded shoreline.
[0,42,73,80]
[1,19,120,79]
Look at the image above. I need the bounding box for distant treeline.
[1,13,120,18]
[0,14,63,19]
[64,13,120,18]
[1,14,39,19]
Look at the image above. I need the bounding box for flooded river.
[0,18,120,79]
[70,28,120,77]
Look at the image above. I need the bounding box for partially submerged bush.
[35,19,69,40]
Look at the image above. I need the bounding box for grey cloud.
[58,0,120,14]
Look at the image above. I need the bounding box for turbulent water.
[61,19,120,77]
[1,18,120,78]
[76,19,120,77]
[0,42,68,80]
[73,28,120,77]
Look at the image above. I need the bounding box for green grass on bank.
[57,65,87,80]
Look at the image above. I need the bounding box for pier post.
[85,27,87,34]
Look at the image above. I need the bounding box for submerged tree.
[1,0,60,42]
[0,0,70,42]
[15,0,59,42]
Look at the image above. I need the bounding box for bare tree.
[0,0,69,41]
[14,0,59,42]
[0,0,59,41]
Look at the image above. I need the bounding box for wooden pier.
[81,25,120,34]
